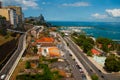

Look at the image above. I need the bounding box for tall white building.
[0,8,18,28]
[9,9,17,28]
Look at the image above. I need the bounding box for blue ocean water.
[49,21,120,40]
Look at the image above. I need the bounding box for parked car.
[82,74,87,80]
[0,74,6,80]
[76,64,83,73]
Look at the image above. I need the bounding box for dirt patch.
[10,59,26,80]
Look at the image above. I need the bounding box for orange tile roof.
[91,49,101,55]
[41,43,56,47]
[48,47,60,57]
[36,37,54,43]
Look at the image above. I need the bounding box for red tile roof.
[36,37,54,43]
[48,47,60,57]
[91,49,101,55]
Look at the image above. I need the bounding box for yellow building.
[5,6,23,25]
[0,8,17,28]
[0,8,10,21]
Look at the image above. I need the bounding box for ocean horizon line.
[49,21,120,40]
[47,21,120,23]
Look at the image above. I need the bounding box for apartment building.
[0,8,17,28]
[5,6,23,26]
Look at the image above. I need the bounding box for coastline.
[50,21,120,41]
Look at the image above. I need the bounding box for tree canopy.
[25,61,31,69]
[105,54,120,72]
[91,74,99,80]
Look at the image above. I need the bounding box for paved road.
[0,34,25,80]
[59,34,86,80]
[64,37,120,80]
[63,48,83,80]
[64,37,112,80]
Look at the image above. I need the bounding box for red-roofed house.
[48,47,60,57]
[36,37,60,57]
[91,49,101,55]
[38,47,60,57]
[36,37,54,43]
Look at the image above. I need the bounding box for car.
[69,53,72,56]
[98,69,101,72]
[101,75,104,78]
[76,64,83,73]
[0,74,6,80]
[82,74,87,80]
[80,70,84,73]
[90,69,93,72]
[76,64,82,69]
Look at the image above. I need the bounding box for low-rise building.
[91,49,101,55]
[36,37,54,44]
[36,37,60,57]
[39,47,60,57]
[50,32,57,37]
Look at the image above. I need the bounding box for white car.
[0,74,6,80]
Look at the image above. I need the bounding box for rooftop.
[48,47,60,57]
[36,37,54,43]
[91,49,101,55]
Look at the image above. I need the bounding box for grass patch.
[0,35,14,45]
[17,63,63,80]
[10,60,26,80]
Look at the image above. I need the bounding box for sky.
[0,0,120,22]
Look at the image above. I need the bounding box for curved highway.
[0,26,43,80]
[0,34,26,80]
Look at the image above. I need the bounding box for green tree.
[86,37,95,45]
[72,32,78,37]
[33,46,38,54]
[101,44,109,53]
[87,50,93,57]
[83,41,93,53]
[96,37,112,45]
[105,54,120,72]
[61,32,65,37]
[78,34,86,39]
[25,61,31,69]
[91,74,99,80]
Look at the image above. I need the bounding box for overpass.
[7,29,25,33]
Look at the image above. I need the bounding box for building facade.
[0,8,10,21]
[5,6,23,26]
[9,9,17,28]
[0,15,6,27]
[0,1,2,8]
[0,8,17,28]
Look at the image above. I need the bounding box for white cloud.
[42,2,50,5]
[62,2,90,7]
[0,0,39,10]
[106,9,120,18]
[91,13,107,19]
[42,2,46,5]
